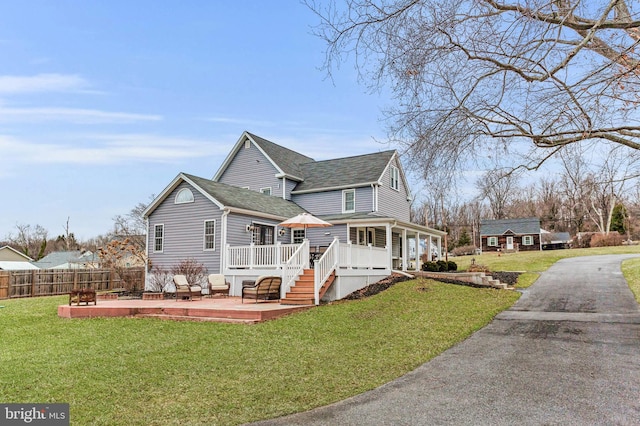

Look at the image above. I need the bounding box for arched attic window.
[175,188,194,204]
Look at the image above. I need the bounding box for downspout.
[371,183,378,212]
[282,177,287,200]
[144,217,149,291]
[220,209,230,274]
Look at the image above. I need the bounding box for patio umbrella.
[279,212,332,230]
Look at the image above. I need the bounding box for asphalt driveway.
[252,254,640,425]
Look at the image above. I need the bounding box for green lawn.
[2,246,639,425]
[0,281,518,425]
[453,245,640,288]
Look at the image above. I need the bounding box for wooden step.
[280,297,314,305]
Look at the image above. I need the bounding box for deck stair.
[281,269,335,305]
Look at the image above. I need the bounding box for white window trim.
[343,189,355,213]
[203,219,216,251]
[244,140,251,149]
[357,227,375,246]
[154,224,164,253]
[175,188,194,204]
[522,235,533,246]
[260,187,272,196]
[292,228,305,244]
[390,165,399,191]
[487,236,498,247]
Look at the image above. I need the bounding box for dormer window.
[260,187,272,196]
[175,188,194,204]
[390,166,399,191]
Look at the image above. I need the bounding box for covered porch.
[220,221,445,304]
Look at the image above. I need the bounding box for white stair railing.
[282,239,309,298]
[313,237,339,305]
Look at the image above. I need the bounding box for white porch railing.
[282,240,309,296]
[314,237,339,305]
[338,242,388,269]
[225,243,300,269]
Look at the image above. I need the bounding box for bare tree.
[307,0,640,179]
[8,224,48,260]
[475,169,520,219]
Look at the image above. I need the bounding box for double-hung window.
[487,236,498,247]
[390,166,399,190]
[343,189,355,213]
[522,235,533,246]
[203,220,216,251]
[154,224,164,252]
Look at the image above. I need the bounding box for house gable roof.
[144,172,306,220]
[292,150,397,193]
[480,218,541,236]
[212,131,314,182]
[0,245,33,262]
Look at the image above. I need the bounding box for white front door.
[506,236,514,250]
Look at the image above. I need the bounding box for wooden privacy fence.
[0,267,145,299]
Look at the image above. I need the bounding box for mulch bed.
[342,270,522,300]
[342,273,412,300]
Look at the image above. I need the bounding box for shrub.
[147,266,172,293]
[452,245,476,256]
[170,259,208,287]
[590,233,625,247]
[468,263,490,273]
[422,261,440,272]
[421,261,458,272]
[574,232,595,248]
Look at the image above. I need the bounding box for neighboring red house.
[479,218,542,253]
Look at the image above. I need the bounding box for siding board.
[217,141,283,197]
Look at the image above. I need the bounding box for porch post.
[416,233,422,271]
[437,237,442,261]
[402,228,407,271]
[276,242,282,269]
[386,223,392,271]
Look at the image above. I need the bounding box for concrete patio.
[58,296,312,324]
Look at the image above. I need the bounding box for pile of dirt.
[342,273,412,300]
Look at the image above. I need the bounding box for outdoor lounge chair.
[207,274,230,297]
[241,276,282,303]
[173,274,203,301]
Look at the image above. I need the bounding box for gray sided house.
[144,131,445,304]
[480,218,542,253]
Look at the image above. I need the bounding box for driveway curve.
[252,254,640,425]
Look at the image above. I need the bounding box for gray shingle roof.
[480,218,541,236]
[184,173,306,218]
[292,150,396,192]
[32,251,83,268]
[247,132,314,180]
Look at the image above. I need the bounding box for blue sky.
[0,1,396,240]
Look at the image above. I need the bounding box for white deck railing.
[338,242,388,269]
[225,243,300,269]
[314,237,339,305]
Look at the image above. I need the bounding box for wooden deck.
[57,296,312,324]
